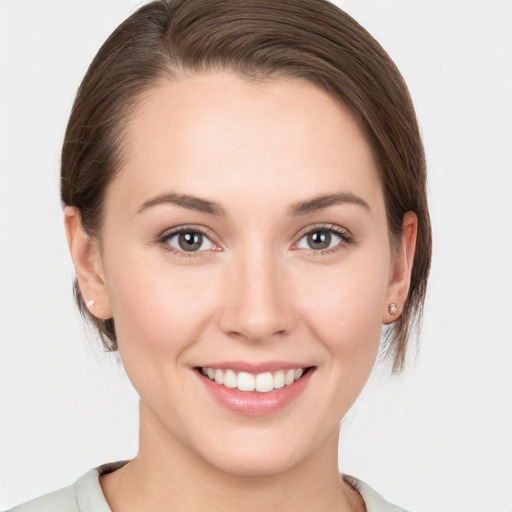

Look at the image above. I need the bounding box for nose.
[218,245,295,343]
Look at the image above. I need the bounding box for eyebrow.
[288,192,371,215]
[137,193,227,216]
[137,191,370,216]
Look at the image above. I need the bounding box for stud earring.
[86,299,101,310]
[389,303,399,315]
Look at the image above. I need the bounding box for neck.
[100,402,364,512]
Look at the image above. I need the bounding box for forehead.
[111,71,384,216]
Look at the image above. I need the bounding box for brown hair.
[61,0,431,372]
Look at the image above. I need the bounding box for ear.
[64,206,113,320]
[383,211,418,324]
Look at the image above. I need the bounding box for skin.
[65,71,417,512]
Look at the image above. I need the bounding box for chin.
[205,448,303,477]
[190,426,327,478]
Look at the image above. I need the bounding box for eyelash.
[157,224,353,259]
[293,224,353,257]
[157,225,217,259]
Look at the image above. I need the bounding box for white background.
[1,1,511,511]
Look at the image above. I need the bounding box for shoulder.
[344,475,410,512]
[6,462,127,512]
[6,484,78,512]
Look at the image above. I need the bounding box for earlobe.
[383,211,418,324]
[64,207,113,320]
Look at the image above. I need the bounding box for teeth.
[224,369,237,388]
[285,369,295,386]
[200,366,309,392]
[274,370,285,389]
[255,372,274,393]
[214,369,224,385]
[237,372,255,391]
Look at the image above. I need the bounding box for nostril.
[218,271,294,342]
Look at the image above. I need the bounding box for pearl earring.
[86,299,100,310]
[389,303,399,315]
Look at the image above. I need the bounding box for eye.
[296,228,347,251]
[165,230,215,252]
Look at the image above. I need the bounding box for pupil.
[308,231,331,250]
[178,232,202,251]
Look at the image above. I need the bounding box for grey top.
[8,461,408,512]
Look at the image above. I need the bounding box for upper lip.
[196,361,313,373]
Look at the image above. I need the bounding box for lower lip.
[197,369,314,416]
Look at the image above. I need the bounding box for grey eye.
[297,230,342,250]
[167,231,214,252]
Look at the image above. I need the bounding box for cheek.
[103,250,218,358]
[295,251,390,359]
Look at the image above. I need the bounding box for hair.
[61,0,431,372]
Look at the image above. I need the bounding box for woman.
[8,0,431,510]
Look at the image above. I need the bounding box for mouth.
[196,366,314,393]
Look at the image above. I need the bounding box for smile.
[199,367,308,393]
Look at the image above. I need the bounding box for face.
[70,71,411,476]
